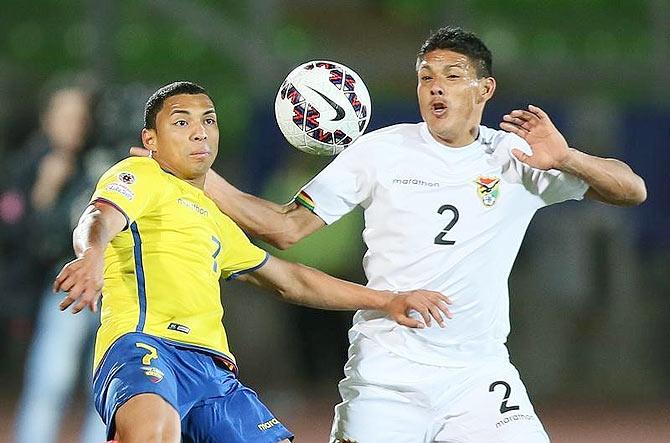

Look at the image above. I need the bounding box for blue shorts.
[93,332,293,442]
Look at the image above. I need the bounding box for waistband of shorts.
[351,325,509,368]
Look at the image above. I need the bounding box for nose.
[191,123,207,141]
[430,82,444,96]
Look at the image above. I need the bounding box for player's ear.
[478,77,496,103]
[141,128,157,152]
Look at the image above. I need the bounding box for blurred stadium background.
[0,0,668,441]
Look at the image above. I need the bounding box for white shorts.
[330,335,549,443]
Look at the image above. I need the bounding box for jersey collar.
[419,122,485,158]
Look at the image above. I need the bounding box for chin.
[195,165,213,176]
[427,121,452,138]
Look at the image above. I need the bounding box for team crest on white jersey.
[475,176,500,207]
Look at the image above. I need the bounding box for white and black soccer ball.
[274,60,372,156]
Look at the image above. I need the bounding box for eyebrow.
[169,108,216,116]
[419,63,468,71]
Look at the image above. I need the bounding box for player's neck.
[184,176,206,190]
[428,126,480,148]
[158,162,206,190]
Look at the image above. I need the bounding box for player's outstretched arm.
[237,255,453,328]
[500,104,647,206]
[53,201,126,313]
[204,168,325,249]
[129,146,324,249]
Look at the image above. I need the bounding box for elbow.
[635,178,648,205]
[269,233,301,250]
[266,224,306,250]
[631,190,647,206]
[627,177,647,206]
[600,176,647,207]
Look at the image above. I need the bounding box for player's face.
[417,49,495,147]
[144,93,219,187]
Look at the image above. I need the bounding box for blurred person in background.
[12,78,109,443]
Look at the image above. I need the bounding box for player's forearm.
[212,193,296,247]
[287,268,393,311]
[558,148,647,206]
[269,261,392,311]
[205,169,315,249]
[73,203,124,257]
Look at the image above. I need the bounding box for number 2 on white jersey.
[434,204,459,246]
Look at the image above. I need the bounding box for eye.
[421,75,432,81]
[204,117,217,125]
[174,120,188,127]
[447,74,460,79]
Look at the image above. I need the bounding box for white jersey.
[299,122,588,367]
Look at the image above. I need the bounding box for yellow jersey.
[90,157,267,371]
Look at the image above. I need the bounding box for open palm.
[499,105,570,171]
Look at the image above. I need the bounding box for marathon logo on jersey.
[392,178,440,187]
[106,182,134,200]
[475,176,500,207]
[141,365,164,383]
[495,413,536,429]
[177,198,209,216]
[257,417,280,431]
[117,172,136,185]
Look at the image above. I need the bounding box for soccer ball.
[274,60,372,156]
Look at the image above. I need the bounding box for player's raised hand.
[53,249,105,314]
[384,290,453,328]
[500,104,570,171]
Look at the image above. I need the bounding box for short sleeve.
[296,141,373,224]
[495,133,588,207]
[217,216,269,280]
[90,157,161,225]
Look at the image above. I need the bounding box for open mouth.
[431,102,447,116]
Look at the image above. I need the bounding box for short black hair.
[144,81,209,129]
[416,27,492,78]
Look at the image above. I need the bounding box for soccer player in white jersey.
[136,27,646,442]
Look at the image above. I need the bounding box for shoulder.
[108,157,161,173]
[211,204,250,240]
[357,123,422,145]
[483,126,531,155]
[338,123,423,159]
[100,157,162,183]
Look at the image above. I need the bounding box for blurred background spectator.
[5,77,113,443]
[0,1,667,441]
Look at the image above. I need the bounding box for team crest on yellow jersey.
[118,172,136,184]
[141,366,164,383]
[475,176,500,207]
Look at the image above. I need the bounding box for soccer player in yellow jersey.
[53,81,452,443]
